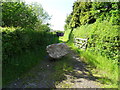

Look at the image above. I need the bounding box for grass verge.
[3,46,47,86]
[72,47,118,88]
[60,36,118,88]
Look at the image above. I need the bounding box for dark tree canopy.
[2,2,38,29]
[2,2,51,31]
[64,1,120,30]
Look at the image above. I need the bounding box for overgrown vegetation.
[73,48,118,88]
[2,2,51,30]
[2,27,58,63]
[2,0,119,88]
[73,21,119,61]
[63,1,119,88]
[2,1,58,86]
[64,1,119,30]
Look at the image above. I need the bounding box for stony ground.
[5,47,104,88]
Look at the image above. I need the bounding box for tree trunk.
[67,27,74,42]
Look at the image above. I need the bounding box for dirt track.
[5,48,103,88]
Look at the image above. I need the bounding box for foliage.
[2,1,56,86]
[2,2,37,29]
[72,21,119,61]
[64,2,119,43]
[2,26,59,85]
[30,2,51,31]
[30,2,51,24]
[35,23,51,32]
[64,1,120,30]
[62,1,119,88]
[1,27,58,63]
[2,2,51,31]
[74,48,118,88]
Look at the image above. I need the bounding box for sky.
[24,0,77,31]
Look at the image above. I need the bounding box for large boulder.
[46,43,69,59]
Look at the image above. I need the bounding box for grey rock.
[46,43,69,59]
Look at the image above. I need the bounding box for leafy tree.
[65,1,120,42]
[65,1,119,30]
[64,14,72,30]
[30,2,51,31]
[2,2,52,31]
[30,2,51,24]
[2,2,38,29]
[65,1,93,41]
[92,2,120,24]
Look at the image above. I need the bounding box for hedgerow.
[1,27,58,64]
[72,21,119,61]
[2,1,58,86]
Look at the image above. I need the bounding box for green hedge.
[2,27,59,85]
[1,27,58,64]
[72,21,119,61]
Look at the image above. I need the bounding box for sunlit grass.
[61,32,118,88]
[71,47,118,88]
[53,56,73,84]
[61,21,119,88]
[58,36,118,88]
[59,29,71,42]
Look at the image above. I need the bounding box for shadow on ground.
[54,49,114,88]
[4,48,114,88]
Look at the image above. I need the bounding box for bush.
[64,21,119,87]
[1,27,58,64]
[2,2,37,29]
[72,21,119,61]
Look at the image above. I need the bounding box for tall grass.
[65,44,118,88]
[78,49,118,88]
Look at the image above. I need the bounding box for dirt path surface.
[5,47,104,88]
[5,58,56,88]
[56,50,103,88]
